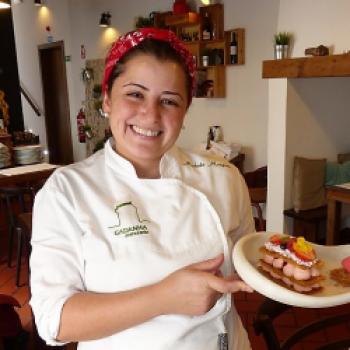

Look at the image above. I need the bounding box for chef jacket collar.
[104,138,182,180]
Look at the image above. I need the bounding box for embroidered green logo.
[109,201,150,238]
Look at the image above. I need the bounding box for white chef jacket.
[30,139,255,350]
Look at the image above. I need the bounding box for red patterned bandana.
[102,27,196,102]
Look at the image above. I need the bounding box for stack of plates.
[0,143,11,168]
[13,145,43,165]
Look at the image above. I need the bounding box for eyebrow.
[122,83,148,90]
[163,91,184,101]
[122,83,184,101]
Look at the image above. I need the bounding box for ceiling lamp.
[99,12,111,27]
[34,0,43,6]
[0,0,11,9]
[201,0,220,4]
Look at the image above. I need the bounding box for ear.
[103,93,112,114]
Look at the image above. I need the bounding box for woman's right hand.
[156,254,253,316]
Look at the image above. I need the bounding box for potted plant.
[273,31,292,59]
[135,15,154,29]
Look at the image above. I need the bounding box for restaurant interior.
[0,0,350,349]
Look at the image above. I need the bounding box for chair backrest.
[253,297,350,350]
[0,187,33,227]
[243,166,267,188]
[17,212,32,240]
[28,178,47,199]
[338,152,350,164]
[243,166,268,231]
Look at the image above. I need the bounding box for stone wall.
[84,59,109,156]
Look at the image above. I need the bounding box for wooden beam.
[262,54,350,79]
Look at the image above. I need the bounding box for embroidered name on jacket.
[109,201,150,237]
[183,160,230,168]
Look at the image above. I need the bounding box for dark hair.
[106,38,192,106]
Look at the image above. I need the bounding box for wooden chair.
[27,178,47,198]
[253,297,350,350]
[243,166,267,231]
[0,294,28,350]
[283,206,327,243]
[15,212,32,287]
[0,178,46,286]
[0,187,32,268]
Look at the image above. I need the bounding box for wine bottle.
[230,32,238,64]
[202,12,212,40]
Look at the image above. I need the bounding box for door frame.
[38,40,73,164]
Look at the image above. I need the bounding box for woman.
[30,28,255,350]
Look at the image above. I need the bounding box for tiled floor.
[1,230,350,349]
[233,290,350,349]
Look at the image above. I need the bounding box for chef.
[30,28,255,350]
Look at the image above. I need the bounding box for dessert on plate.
[330,256,350,287]
[258,234,324,293]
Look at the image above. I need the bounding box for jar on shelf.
[202,55,209,67]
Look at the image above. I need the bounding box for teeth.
[132,125,160,137]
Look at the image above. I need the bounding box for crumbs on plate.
[330,256,350,287]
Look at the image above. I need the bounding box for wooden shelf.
[164,12,199,26]
[199,4,224,40]
[156,5,245,98]
[262,54,350,79]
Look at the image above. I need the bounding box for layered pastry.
[330,256,350,287]
[258,234,324,293]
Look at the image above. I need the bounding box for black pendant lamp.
[99,12,111,27]
[0,0,11,9]
[34,0,43,6]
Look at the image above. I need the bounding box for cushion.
[326,160,350,186]
[338,153,350,164]
[292,157,326,212]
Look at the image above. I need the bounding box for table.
[0,163,58,187]
[326,183,350,245]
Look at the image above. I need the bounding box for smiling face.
[103,54,188,177]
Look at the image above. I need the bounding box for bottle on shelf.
[211,21,217,40]
[202,12,212,40]
[230,31,238,64]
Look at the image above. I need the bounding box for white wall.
[178,0,279,171]
[11,0,78,158]
[11,1,48,149]
[278,0,350,57]
[266,79,288,231]
[267,0,350,232]
[285,78,350,208]
[12,0,279,171]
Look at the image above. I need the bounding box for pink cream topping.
[342,256,350,273]
[264,241,317,268]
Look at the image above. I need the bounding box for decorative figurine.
[304,45,329,56]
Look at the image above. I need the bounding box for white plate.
[13,145,42,165]
[13,145,42,151]
[232,231,350,308]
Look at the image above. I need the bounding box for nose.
[140,99,161,124]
